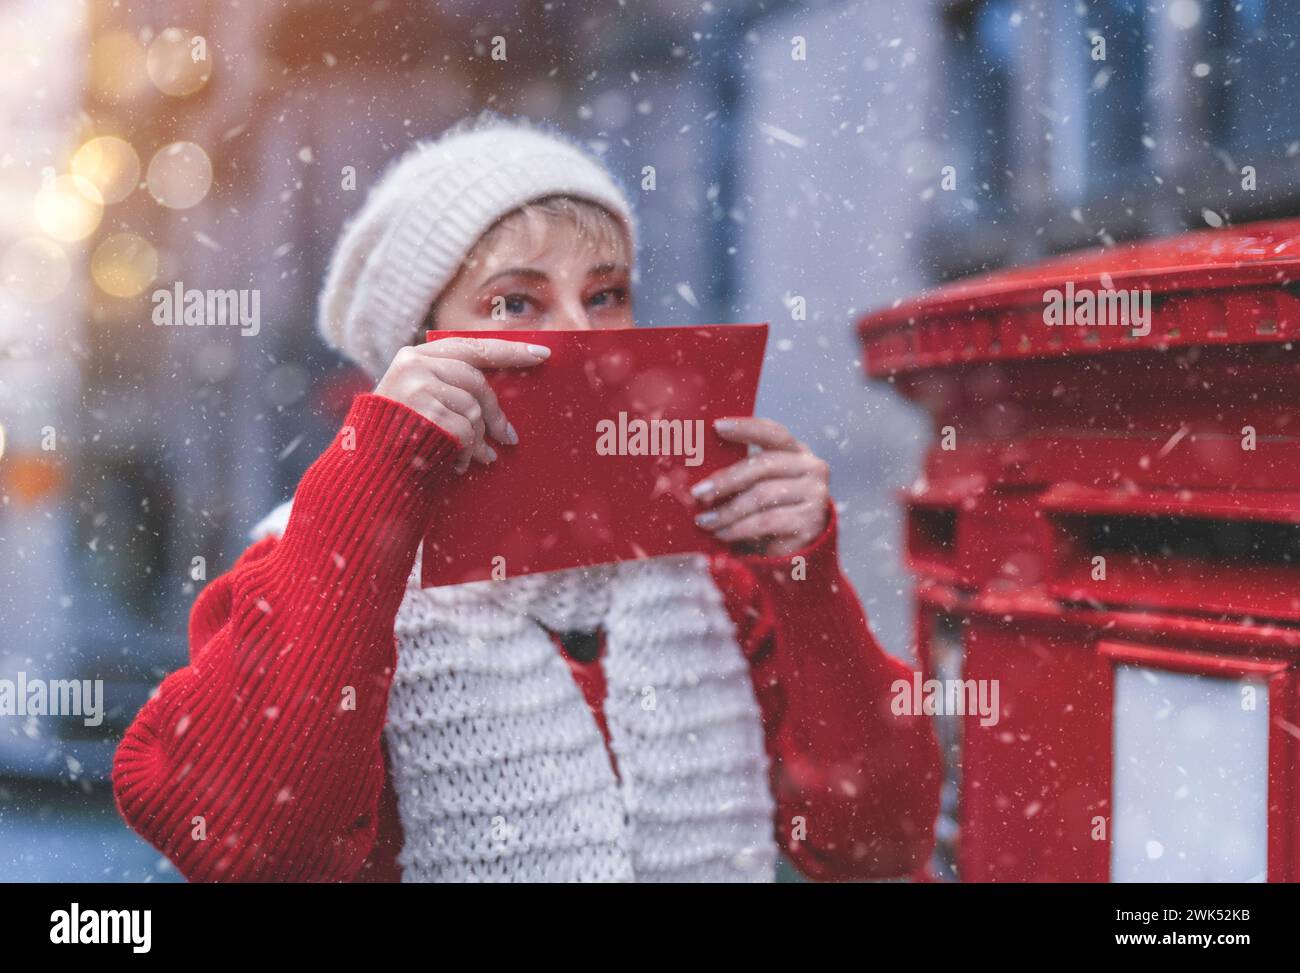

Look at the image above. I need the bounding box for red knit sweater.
[111,393,941,882]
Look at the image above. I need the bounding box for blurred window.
[74,448,172,626]
[1080,0,1151,191]
[1205,0,1300,150]
[944,0,1017,208]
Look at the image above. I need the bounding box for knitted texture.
[389,555,776,882]
[250,497,779,882]
[317,112,638,380]
[113,393,942,883]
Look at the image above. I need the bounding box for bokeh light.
[33,174,103,242]
[91,233,158,298]
[1168,0,1202,30]
[71,136,141,204]
[146,141,212,209]
[193,344,236,383]
[0,17,41,96]
[145,27,212,97]
[4,454,65,505]
[89,30,149,102]
[1,236,71,303]
[265,363,309,407]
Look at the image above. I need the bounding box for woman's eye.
[588,287,628,309]
[497,293,534,316]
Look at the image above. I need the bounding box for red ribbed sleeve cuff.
[112,393,459,882]
[737,501,942,880]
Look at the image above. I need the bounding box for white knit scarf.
[252,500,779,882]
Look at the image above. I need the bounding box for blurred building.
[735,0,1300,880]
[0,0,93,778]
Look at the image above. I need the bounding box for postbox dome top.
[857,217,1300,378]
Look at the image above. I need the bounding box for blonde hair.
[426,194,629,328]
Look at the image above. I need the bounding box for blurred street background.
[1,0,1297,880]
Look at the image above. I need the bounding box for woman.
[112,113,941,882]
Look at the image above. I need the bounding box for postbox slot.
[1048,505,1300,622]
[1069,512,1300,567]
[904,501,961,583]
[912,506,957,552]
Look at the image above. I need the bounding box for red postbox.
[858,218,1300,883]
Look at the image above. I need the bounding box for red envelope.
[419,323,769,587]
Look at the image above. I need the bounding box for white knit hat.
[318,112,639,379]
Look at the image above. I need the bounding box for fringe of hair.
[477,194,627,261]
[427,194,629,328]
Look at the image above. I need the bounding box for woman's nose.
[549,302,595,331]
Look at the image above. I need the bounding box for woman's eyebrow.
[588,262,629,277]
[479,267,547,287]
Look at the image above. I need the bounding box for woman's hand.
[374,337,550,474]
[689,416,830,557]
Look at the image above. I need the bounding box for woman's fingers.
[417,380,485,475]
[419,396,475,448]
[420,336,551,369]
[711,415,801,451]
[427,369,488,446]
[374,339,547,469]
[690,448,826,504]
[453,440,497,476]
[710,500,821,545]
[693,476,807,532]
[428,383,500,475]
[427,350,531,446]
[691,415,832,554]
